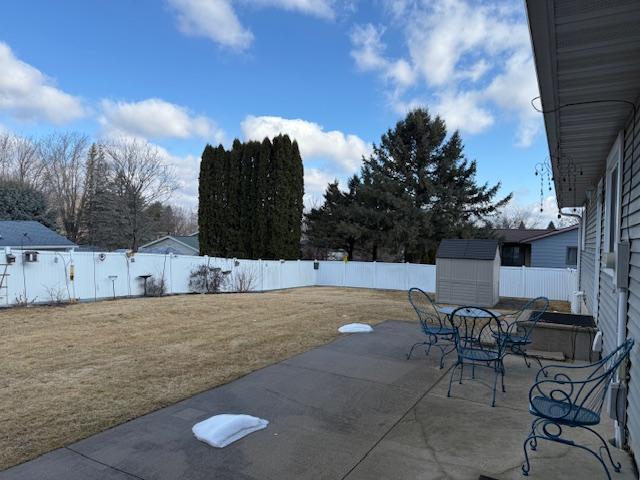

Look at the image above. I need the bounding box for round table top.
[438,306,501,318]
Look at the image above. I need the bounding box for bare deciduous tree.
[104,138,177,250]
[40,132,89,242]
[0,133,44,188]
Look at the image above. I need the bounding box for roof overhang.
[526,0,640,208]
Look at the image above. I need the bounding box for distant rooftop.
[0,221,75,248]
[493,225,578,244]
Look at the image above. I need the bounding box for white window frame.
[603,132,623,275]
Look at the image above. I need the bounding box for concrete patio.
[1,320,636,480]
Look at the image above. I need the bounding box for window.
[604,133,622,257]
[566,246,578,266]
[502,245,526,266]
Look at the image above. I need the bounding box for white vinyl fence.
[0,249,577,307]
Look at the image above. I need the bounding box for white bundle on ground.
[192,414,269,448]
[338,323,373,333]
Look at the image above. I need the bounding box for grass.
[0,287,415,470]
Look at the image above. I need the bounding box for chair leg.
[580,425,622,473]
[500,361,506,393]
[491,365,498,407]
[459,362,464,384]
[406,341,427,360]
[447,363,459,397]
[522,420,616,480]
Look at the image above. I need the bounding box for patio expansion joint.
[64,446,147,480]
[339,365,452,480]
[281,361,418,394]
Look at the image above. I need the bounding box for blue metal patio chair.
[406,288,455,368]
[522,338,634,479]
[495,297,549,374]
[447,306,507,407]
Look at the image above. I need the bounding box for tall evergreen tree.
[306,108,511,262]
[198,135,304,259]
[0,180,55,227]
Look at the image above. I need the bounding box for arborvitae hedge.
[198,135,304,259]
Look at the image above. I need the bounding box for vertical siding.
[530,229,579,268]
[580,195,597,312]
[622,100,640,460]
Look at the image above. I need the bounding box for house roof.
[0,221,76,248]
[436,239,498,261]
[493,225,578,244]
[526,0,640,207]
[525,224,579,242]
[493,229,549,243]
[140,234,199,253]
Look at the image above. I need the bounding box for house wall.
[530,229,578,268]
[577,99,640,460]
[622,101,640,459]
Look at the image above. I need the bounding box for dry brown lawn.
[0,287,415,470]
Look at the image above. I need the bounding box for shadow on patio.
[1,320,635,480]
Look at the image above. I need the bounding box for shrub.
[233,267,256,293]
[146,276,166,297]
[189,265,229,294]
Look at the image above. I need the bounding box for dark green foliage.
[198,135,304,259]
[0,181,55,227]
[306,108,511,263]
[80,144,124,250]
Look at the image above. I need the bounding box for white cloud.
[167,0,254,49]
[350,24,416,91]
[250,0,336,19]
[99,98,224,142]
[352,1,541,146]
[304,167,337,206]
[499,195,578,229]
[241,115,371,172]
[0,42,86,124]
[432,90,493,134]
[167,0,337,49]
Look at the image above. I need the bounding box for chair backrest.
[408,287,446,331]
[506,296,549,342]
[531,338,635,422]
[447,306,506,354]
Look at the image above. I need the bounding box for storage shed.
[436,239,500,307]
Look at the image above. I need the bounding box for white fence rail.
[0,249,577,306]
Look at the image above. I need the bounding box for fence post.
[405,262,409,291]
[373,261,377,289]
[343,260,347,286]
[259,259,263,292]
[521,265,527,298]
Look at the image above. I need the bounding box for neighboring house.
[527,0,640,462]
[139,232,199,255]
[0,220,76,251]
[494,226,578,268]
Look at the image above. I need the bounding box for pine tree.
[307,108,511,262]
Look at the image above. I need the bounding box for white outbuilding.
[436,239,500,308]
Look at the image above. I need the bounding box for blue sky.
[0,0,558,222]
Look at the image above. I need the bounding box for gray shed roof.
[436,239,498,261]
[0,221,75,248]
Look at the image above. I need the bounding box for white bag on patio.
[338,323,373,333]
[192,414,269,448]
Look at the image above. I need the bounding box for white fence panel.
[344,262,375,288]
[375,263,409,290]
[499,266,576,301]
[407,263,436,293]
[316,261,345,286]
[0,249,576,306]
